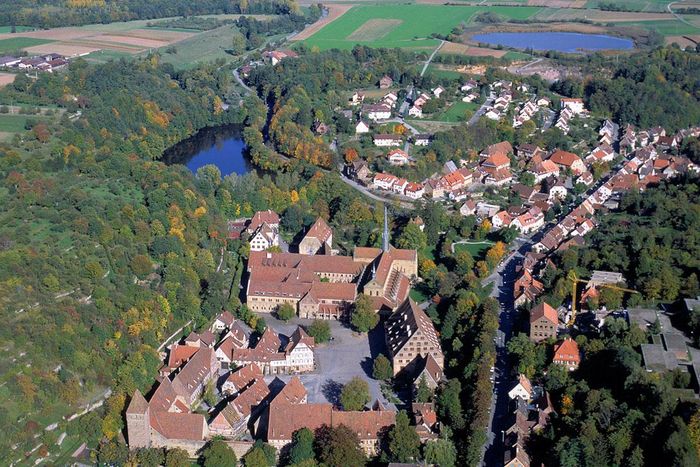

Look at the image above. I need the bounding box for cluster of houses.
[503,373,555,467]
[555,97,586,134]
[512,96,549,128]
[0,53,69,73]
[126,312,316,456]
[484,80,514,121]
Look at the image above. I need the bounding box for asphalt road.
[468,92,495,127]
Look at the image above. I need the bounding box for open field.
[303,5,543,50]
[440,41,509,57]
[437,100,480,122]
[0,73,15,88]
[292,4,354,41]
[454,240,495,260]
[0,26,35,33]
[611,18,700,35]
[0,37,54,54]
[532,7,676,21]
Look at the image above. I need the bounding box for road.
[667,2,698,28]
[420,40,445,77]
[468,92,495,127]
[233,68,253,94]
[480,237,532,467]
[337,170,415,209]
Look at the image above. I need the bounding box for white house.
[392,178,409,194]
[373,173,398,190]
[536,96,551,107]
[461,80,477,92]
[355,121,370,134]
[249,223,279,252]
[432,86,445,98]
[408,105,423,118]
[373,134,402,147]
[387,149,410,166]
[363,103,391,121]
[404,182,424,199]
[560,98,585,114]
[508,374,533,401]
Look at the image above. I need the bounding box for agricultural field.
[0,37,53,54]
[0,73,14,88]
[303,5,543,50]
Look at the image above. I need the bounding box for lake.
[472,32,634,53]
[162,124,252,176]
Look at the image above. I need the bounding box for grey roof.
[641,343,678,372]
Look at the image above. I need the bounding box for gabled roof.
[271,376,307,405]
[215,310,236,327]
[385,298,442,360]
[304,217,333,244]
[166,344,199,371]
[249,210,280,231]
[530,302,558,325]
[553,338,580,364]
[285,326,315,354]
[224,363,263,391]
[150,412,206,441]
[549,150,582,167]
[126,389,149,415]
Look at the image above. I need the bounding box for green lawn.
[83,49,134,64]
[436,100,479,122]
[0,114,34,132]
[454,240,494,260]
[304,5,542,50]
[425,65,465,80]
[0,37,53,54]
[0,26,36,33]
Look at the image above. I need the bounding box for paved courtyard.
[265,317,394,408]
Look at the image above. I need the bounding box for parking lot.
[266,317,392,408]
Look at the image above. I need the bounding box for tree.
[307,320,331,343]
[372,354,393,380]
[599,286,624,310]
[436,379,464,430]
[415,375,432,403]
[388,411,421,462]
[243,441,276,467]
[396,222,427,250]
[137,448,165,467]
[520,171,535,186]
[688,409,700,461]
[202,439,237,467]
[424,437,457,467]
[165,448,190,467]
[277,302,296,321]
[288,428,315,465]
[130,254,153,278]
[314,424,366,467]
[340,376,370,411]
[350,294,379,333]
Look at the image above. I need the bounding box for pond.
[162,124,252,177]
[472,31,634,53]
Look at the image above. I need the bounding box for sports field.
[304,5,543,50]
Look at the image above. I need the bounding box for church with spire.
[353,204,417,313]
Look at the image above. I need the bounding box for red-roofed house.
[553,338,581,370]
[549,150,586,175]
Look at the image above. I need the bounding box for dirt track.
[291,4,353,41]
[441,41,507,57]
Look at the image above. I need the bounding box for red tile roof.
[305,217,333,243]
[150,412,206,441]
[553,338,580,365]
[530,302,558,325]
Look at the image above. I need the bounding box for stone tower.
[125,389,151,449]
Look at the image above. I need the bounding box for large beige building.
[354,246,417,312]
[385,298,444,376]
[529,302,558,342]
[299,217,333,255]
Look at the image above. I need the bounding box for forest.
[0,0,300,29]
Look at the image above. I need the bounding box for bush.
[372,354,393,380]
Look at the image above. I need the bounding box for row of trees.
[0,0,300,29]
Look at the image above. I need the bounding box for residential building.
[560,97,585,114]
[374,172,399,190]
[549,150,586,175]
[529,302,558,342]
[553,338,581,370]
[508,374,533,401]
[404,182,424,199]
[387,148,410,165]
[379,75,393,89]
[373,134,402,147]
[355,120,370,134]
[363,103,392,121]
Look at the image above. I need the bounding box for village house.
[363,103,392,121]
[379,75,393,89]
[387,148,410,166]
[231,326,315,374]
[461,79,478,92]
[408,104,423,118]
[513,269,544,307]
[432,86,444,98]
[392,177,409,194]
[349,91,365,106]
[413,354,444,390]
[355,120,370,134]
[374,172,399,190]
[348,159,372,182]
[549,149,586,175]
[299,217,333,255]
[263,49,298,65]
[460,200,477,217]
[385,298,444,376]
[404,182,425,200]
[209,376,270,437]
[529,302,558,342]
[373,134,402,147]
[412,403,439,441]
[560,97,585,114]
[553,338,581,370]
[508,374,533,401]
[221,363,263,396]
[414,134,431,146]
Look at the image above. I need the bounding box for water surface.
[472,32,634,53]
